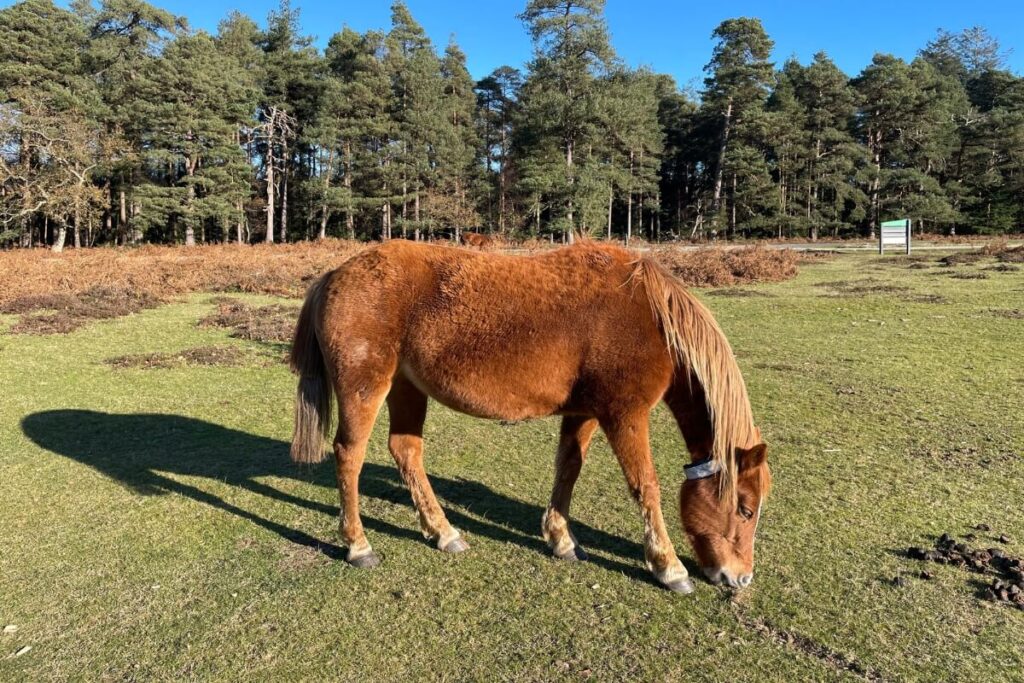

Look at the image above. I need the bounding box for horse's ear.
[737,443,768,471]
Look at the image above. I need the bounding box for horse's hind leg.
[333,374,392,568]
[386,375,468,553]
[601,412,693,594]
[543,416,598,561]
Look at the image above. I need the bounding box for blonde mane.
[634,256,759,504]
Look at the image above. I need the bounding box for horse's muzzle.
[703,566,753,589]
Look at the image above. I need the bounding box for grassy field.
[1,250,1022,681]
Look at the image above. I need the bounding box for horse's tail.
[289,273,333,464]
[633,257,757,506]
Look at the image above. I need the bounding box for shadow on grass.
[22,410,655,584]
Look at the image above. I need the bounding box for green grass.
[1,255,1022,681]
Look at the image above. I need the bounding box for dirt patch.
[278,543,328,573]
[106,346,249,370]
[997,247,1024,263]
[818,279,911,297]
[869,255,931,267]
[914,443,1012,468]
[939,242,1024,267]
[939,251,986,266]
[985,263,1021,273]
[737,611,887,681]
[948,271,989,280]
[3,286,164,335]
[907,262,932,270]
[901,293,950,304]
[651,246,799,287]
[707,289,775,298]
[990,309,1024,320]
[199,298,299,344]
[906,532,1024,611]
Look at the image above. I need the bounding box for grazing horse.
[290,241,770,593]
[459,231,494,248]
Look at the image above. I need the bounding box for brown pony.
[290,241,770,593]
[459,231,494,248]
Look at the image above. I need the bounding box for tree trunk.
[185,157,197,247]
[566,138,574,241]
[119,189,127,244]
[319,147,334,240]
[265,127,275,244]
[626,190,633,244]
[730,174,737,238]
[344,142,354,239]
[52,220,66,253]
[607,186,613,240]
[280,146,288,244]
[711,99,733,219]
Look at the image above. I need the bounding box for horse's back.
[318,241,672,419]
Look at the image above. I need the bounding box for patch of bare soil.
[948,271,989,280]
[990,309,1024,320]
[907,531,1024,611]
[278,542,329,573]
[199,298,299,344]
[3,286,164,335]
[106,346,249,369]
[901,293,950,304]
[996,246,1024,263]
[736,611,887,681]
[707,289,775,298]
[869,255,931,267]
[818,279,911,296]
[985,263,1021,273]
[939,251,987,266]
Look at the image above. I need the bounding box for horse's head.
[679,443,770,589]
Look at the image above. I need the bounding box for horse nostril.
[738,574,753,588]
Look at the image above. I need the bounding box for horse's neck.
[664,373,714,463]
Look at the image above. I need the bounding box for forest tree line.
[1,0,1022,251]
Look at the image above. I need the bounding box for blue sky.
[40,1,1024,85]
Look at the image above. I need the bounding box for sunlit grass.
[1,254,1022,681]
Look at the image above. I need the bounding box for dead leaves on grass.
[106,346,250,370]
[650,246,799,287]
[1,286,164,334]
[199,298,299,344]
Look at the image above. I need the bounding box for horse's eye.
[739,506,753,520]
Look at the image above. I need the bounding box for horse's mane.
[633,256,758,505]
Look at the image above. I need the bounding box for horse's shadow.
[21,410,657,583]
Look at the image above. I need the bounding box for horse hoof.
[664,577,694,594]
[554,545,588,561]
[349,551,381,569]
[441,536,470,554]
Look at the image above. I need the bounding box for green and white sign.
[879,219,911,254]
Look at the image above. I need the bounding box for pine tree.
[475,66,522,233]
[518,0,615,241]
[133,32,256,245]
[702,18,774,235]
[433,39,481,235]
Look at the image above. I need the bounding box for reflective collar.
[684,457,721,480]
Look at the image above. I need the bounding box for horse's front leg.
[601,412,693,594]
[543,415,598,561]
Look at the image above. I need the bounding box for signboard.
[880,219,911,254]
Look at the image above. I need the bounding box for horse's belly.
[399,355,572,421]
